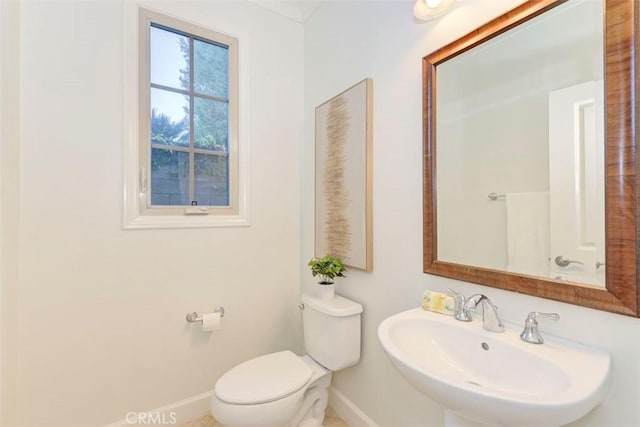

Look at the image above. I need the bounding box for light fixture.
[413,0,456,21]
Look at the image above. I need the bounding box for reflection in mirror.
[423,0,639,317]
[435,0,605,287]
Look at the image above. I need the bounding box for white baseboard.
[104,386,373,427]
[103,390,213,427]
[328,386,378,427]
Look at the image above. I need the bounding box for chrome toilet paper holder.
[185,306,225,324]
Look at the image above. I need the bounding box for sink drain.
[481,342,490,350]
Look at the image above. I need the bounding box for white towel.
[505,192,550,277]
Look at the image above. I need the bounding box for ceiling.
[248,0,323,23]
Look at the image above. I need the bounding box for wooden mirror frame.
[423,0,639,317]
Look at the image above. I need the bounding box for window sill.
[123,212,249,230]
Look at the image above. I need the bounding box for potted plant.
[308,254,347,300]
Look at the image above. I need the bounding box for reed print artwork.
[323,97,352,259]
[314,78,372,271]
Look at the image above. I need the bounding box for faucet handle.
[520,312,560,344]
[525,312,560,323]
[446,288,472,322]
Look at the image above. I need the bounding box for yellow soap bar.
[422,291,455,315]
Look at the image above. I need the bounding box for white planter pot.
[316,283,335,300]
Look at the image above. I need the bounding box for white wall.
[1,0,22,425]
[304,1,640,426]
[15,1,303,425]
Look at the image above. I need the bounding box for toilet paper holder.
[185,307,225,323]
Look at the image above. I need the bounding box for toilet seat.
[215,350,312,405]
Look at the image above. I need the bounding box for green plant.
[308,254,347,284]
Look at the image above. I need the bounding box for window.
[138,9,239,219]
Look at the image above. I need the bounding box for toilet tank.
[301,293,363,370]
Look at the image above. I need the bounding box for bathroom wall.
[0,1,21,425]
[303,1,640,426]
[14,1,303,425]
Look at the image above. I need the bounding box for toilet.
[211,293,363,427]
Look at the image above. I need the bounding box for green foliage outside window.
[150,35,229,178]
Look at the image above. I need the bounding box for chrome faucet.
[463,294,505,333]
[446,289,504,332]
[520,312,560,344]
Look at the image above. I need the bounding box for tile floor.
[180,406,348,427]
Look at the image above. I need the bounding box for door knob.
[554,256,584,267]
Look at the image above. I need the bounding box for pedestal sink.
[378,308,610,427]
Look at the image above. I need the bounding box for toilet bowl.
[211,351,331,427]
[210,293,363,427]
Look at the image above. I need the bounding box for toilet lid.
[215,350,312,405]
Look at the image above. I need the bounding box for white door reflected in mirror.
[549,80,605,287]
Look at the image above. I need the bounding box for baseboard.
[328,386,378,427]
[104,386,373,427]
[103,390,213,427]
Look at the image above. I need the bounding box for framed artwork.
[315,78,373,271]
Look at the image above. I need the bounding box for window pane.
[194,97,228,151]
[195,153,229,206]
[151,149,190,205]
[151,88,190,147]
[150,25,189,90]
[194,39,229,99]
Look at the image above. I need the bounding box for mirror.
[436,0,605,287]
[423,0,639,316]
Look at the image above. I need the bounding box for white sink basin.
[378,308,610,427]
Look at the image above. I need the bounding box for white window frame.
[123,6,248,229]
